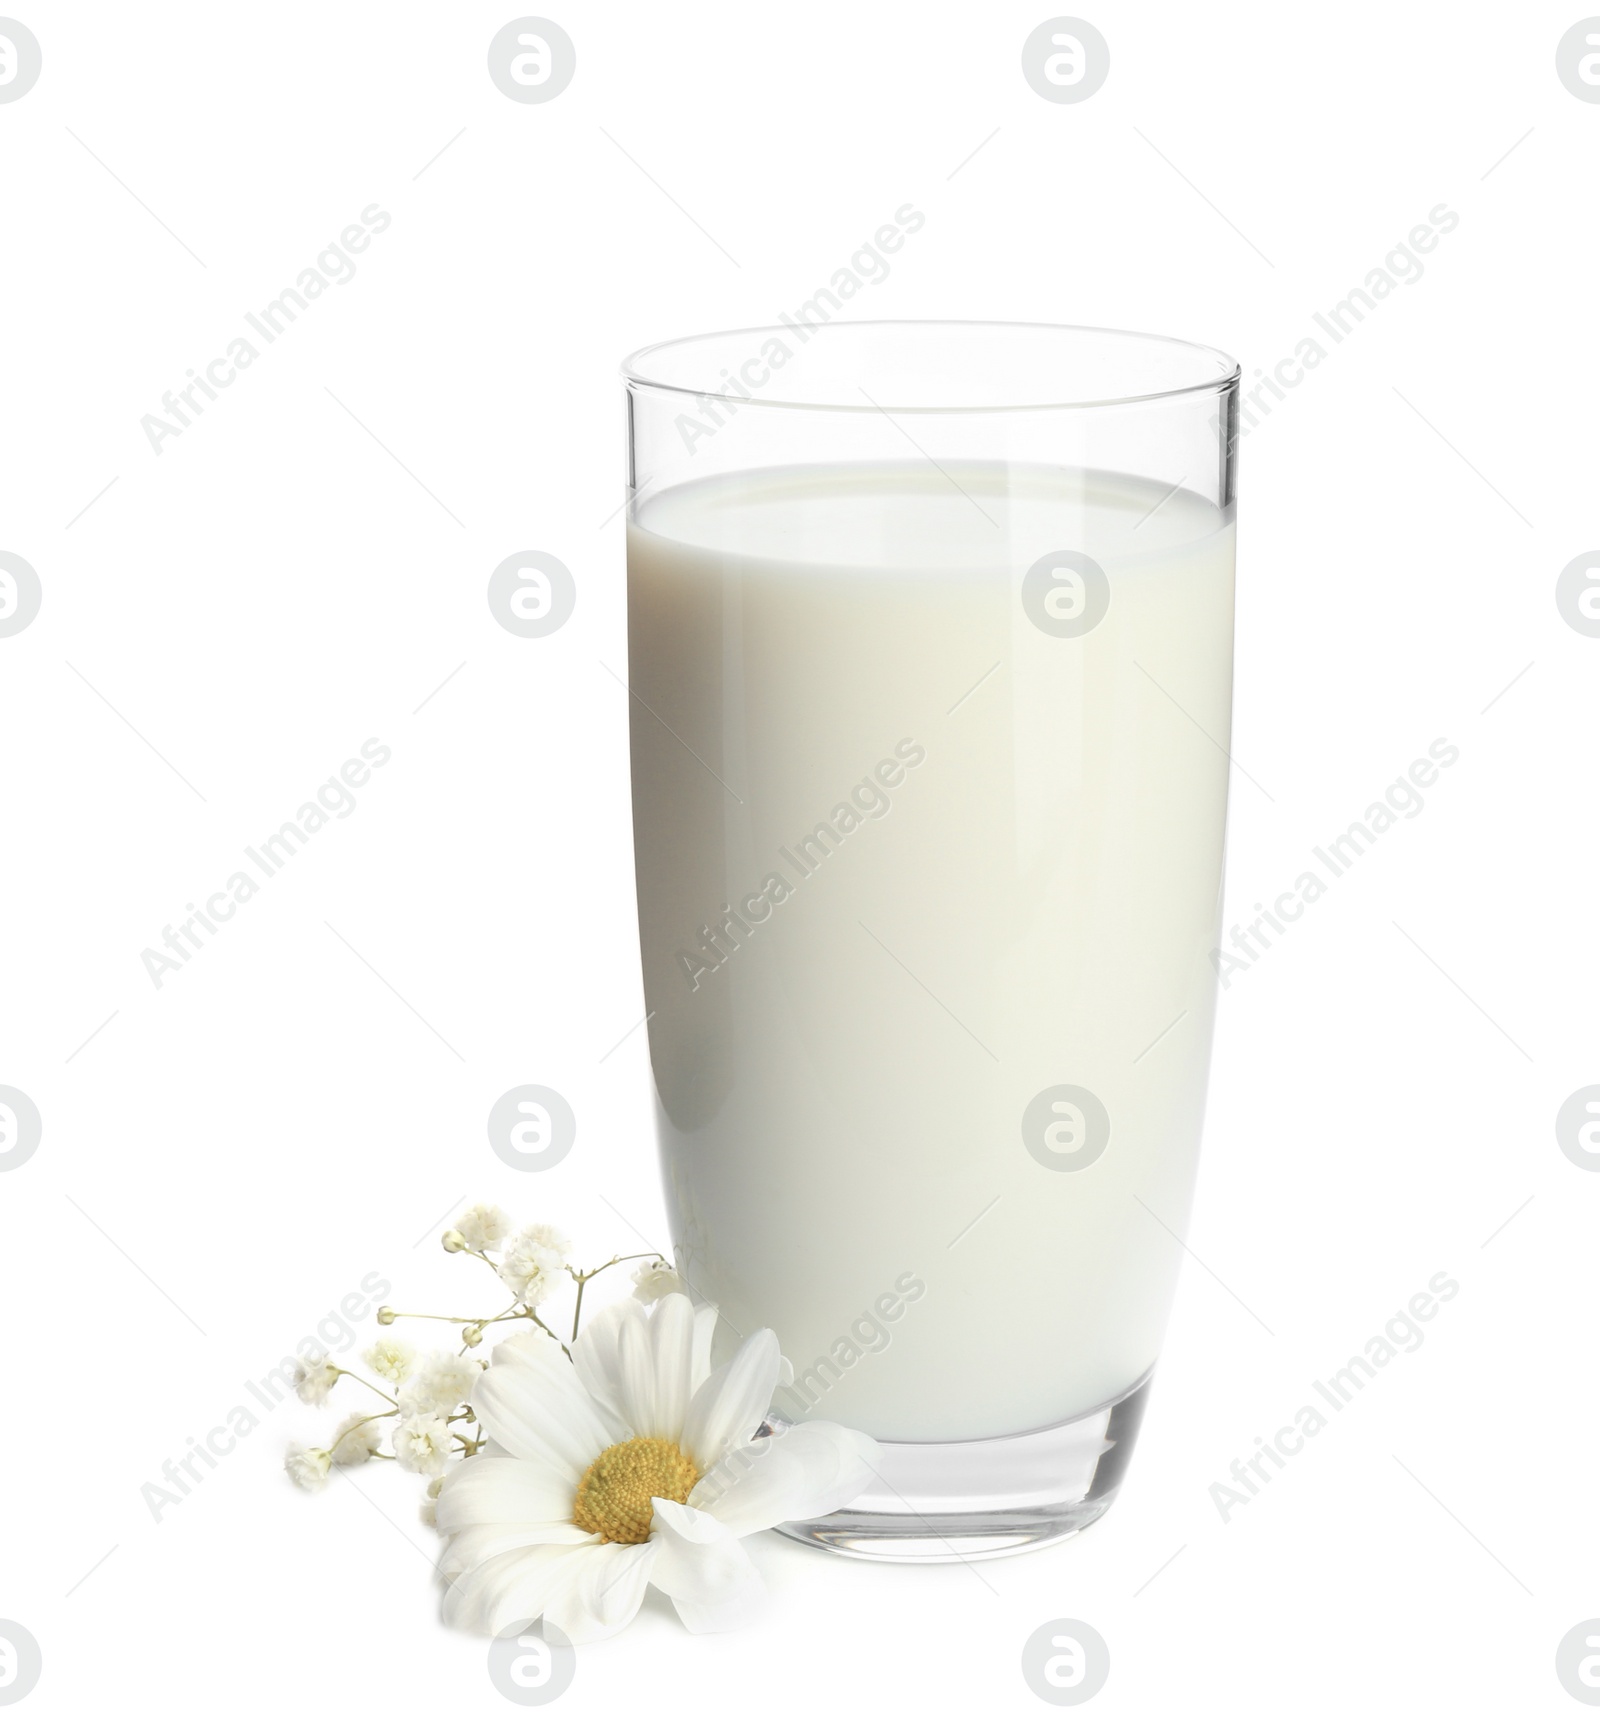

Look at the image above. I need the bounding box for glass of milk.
[621,322,1240,1559]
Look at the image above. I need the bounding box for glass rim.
[620,318,1241,415]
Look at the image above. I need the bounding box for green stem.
[529,1311,573,1360]
[569,1252,663,1339]
[336,1368,400,1409]
[339,1408,392,1435]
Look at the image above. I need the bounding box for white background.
[3,1,1598,1719]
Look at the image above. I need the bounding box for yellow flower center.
[572,1437,700,1544]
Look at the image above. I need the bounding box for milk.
[627,462,1234,1442]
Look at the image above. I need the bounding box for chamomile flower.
[436,1295,878,1642]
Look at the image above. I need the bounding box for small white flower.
[401,1351,483,1417]
[292,1354,341,1406]
[435,1295,879,1643]
[499,1231,565,1305]
[331,1413,385,1467]
[362,1336,415,1384]
[520,1221,572,1261]
[455,1203,513,1254]
[285,1444,332,1491]
[631,1260,685,1304]
[393,1413,453,1477]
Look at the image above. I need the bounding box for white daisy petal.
[440,1521,594,1581]
[648,1499,766,1635]
[615,1321,658,1437]
[679,1328,781,1471]
[475,1340,623,1479]
[490,1329,547,1364]
[689,1421,881,1537]
[689,1301,719,1393]
[617,1293,695,1441]
[544,1541,656,1644]
[436,1457,577,1534]
[443,1541,599,1637]
[571,1298,641,1431]
[649,1294,696,1438]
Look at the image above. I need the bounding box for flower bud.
[462,1324,484,1347]
[442,1229,467,1253]
[376,1306,396,1326]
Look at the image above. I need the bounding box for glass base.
[774,1371,1152,1562]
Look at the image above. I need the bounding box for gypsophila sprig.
[284,1209,665,1498]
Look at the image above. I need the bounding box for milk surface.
[627,461,1234,1441]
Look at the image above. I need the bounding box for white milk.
[627,462,1234,1441]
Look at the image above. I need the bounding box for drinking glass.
[622,321,1239,1559]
